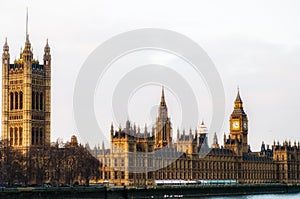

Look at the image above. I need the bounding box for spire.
[44,38,50,53]
[3,37,9,52]
[235,87,243,103]
[20,47,22,58]
[160,86,166,106]
[189,128,193,140]
[212,132,219,149]
[144,123,147,133]
[26,7,29,41]
[126,119,130,130]
[158,86,168,119]
[110,122,114,137]
[22,8,32,60]
[234,87,243,109]
[102,141,105,151]
[261,141,266,151]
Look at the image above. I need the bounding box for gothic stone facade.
[93,89,300,186]
[2,35,51,149]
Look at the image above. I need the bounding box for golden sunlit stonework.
[2,28,300,187]
[2,34,51,149]
[93,88,300,187]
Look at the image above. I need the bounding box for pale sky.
[0,0,300,151]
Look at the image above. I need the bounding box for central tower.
[154,87,172,149]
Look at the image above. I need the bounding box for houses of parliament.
[94,87,300,186]
[2,23,300,187]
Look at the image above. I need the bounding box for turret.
[198,120,207,135]
[137,126,141,137]
[43,38,51,146]
[151,126,155,137]
[2,37,10,70]
[211,132,220,149]
[261,141,266,152]
[198,121,208,149]
[2,38,10,146]
[43,39,51,66]
[2,37,9,58]
[118,124,121,138]
[126,120,130,132]
[110,123,114,138]
[189,128,193,141]
[194,129,198,140]
[144,123,147,138]
[102,141,105,155]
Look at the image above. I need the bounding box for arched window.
[36,92,39,110]
[15,92,18,109]
[31,127,35,145]
[32,91,35,109]
[40,128,43,145]
[19,127,23,146]
[40,93,43,110]
[14,127,18,146]
[36,128,39,145]
[10,92,14,110]
[19,92,23,109]
[163,126,166,141]
[10,128,13,145]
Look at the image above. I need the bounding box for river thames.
[210,193,300,199]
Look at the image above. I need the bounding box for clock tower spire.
[234,87,243,108]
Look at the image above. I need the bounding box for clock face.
[243,122,247,129]
[232,121,240,129]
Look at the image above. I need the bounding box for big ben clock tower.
[225,89,249,155]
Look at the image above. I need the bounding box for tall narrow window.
[31,127,35,145]
[19,92,23,109]
[36,128,39,145]
[10,92,14,110]
[14,127,18,146]
[15,92,18,109]
[19,127,23,146]
[32,92,35,109]
[40,128,43,145]
[40,93,43,111]
[36,92,39,110]
[10,128,13,145]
